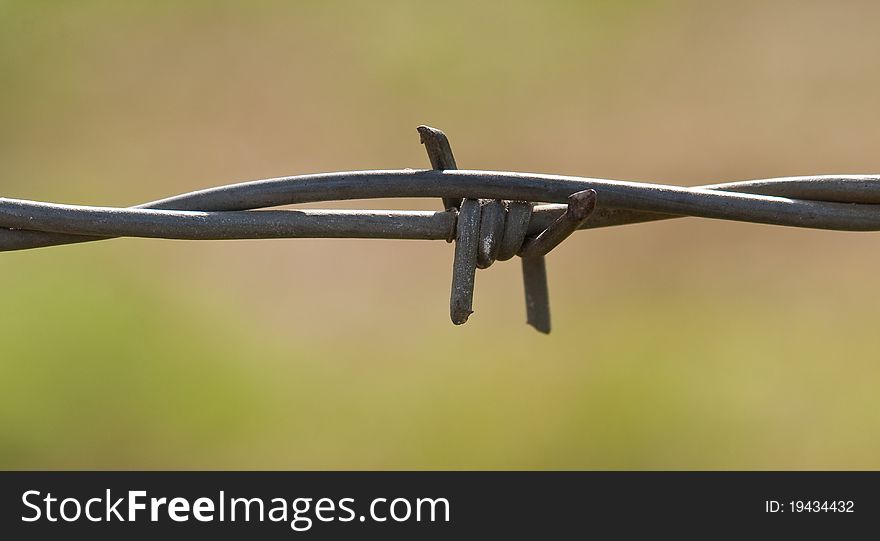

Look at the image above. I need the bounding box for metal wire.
[4,126,880,332]
[5,172,880,251]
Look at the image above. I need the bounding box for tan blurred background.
[2,0,879,469]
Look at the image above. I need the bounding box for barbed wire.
[3,126,880,332]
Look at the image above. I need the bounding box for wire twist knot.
[420,126,596,333]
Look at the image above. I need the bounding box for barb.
[517,189,597,333]
[450,199,481,325]
[3,125,880,332]
[418,125,461,211]
[518,189,598,259]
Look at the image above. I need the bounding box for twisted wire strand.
[3,171,880,253]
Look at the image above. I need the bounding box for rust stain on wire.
[3,126,880,332]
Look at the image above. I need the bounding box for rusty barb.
[4,126,880,333]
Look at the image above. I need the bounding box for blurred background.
[2,0,880,469]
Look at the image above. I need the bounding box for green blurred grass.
[2,0,880,469]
